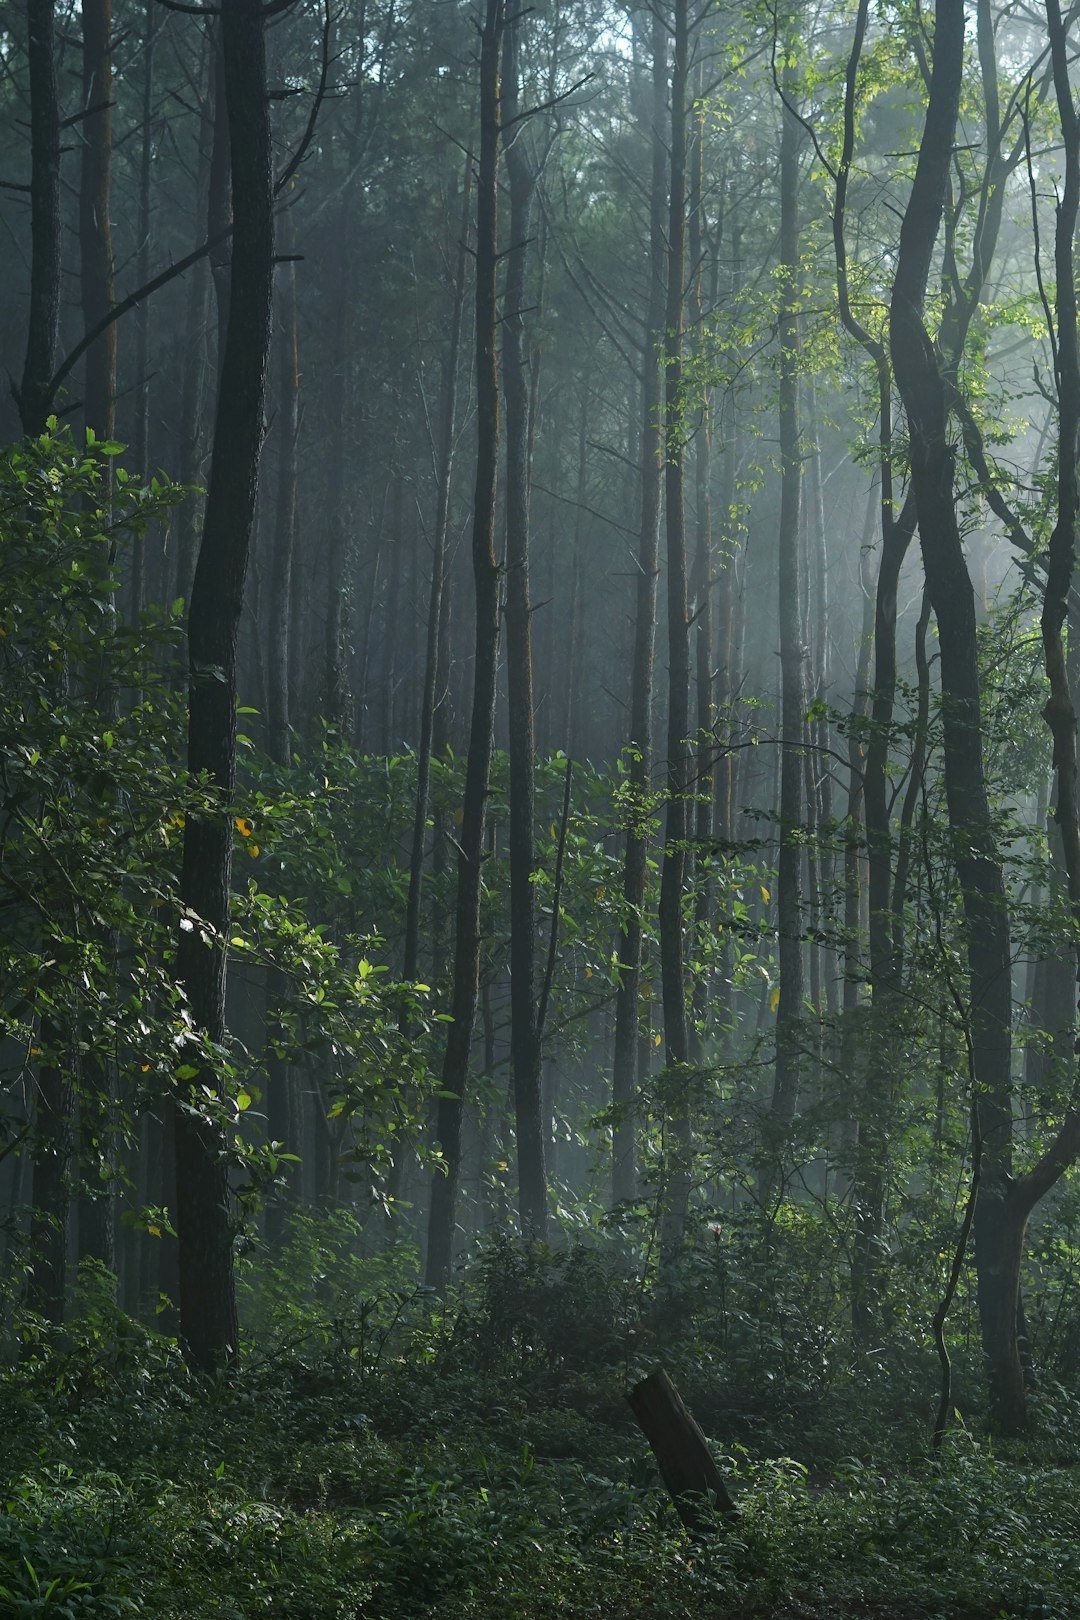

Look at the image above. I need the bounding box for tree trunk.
[403,163,470,988]
[888,0,1018,1425]
[174,0,273,1371]
[503,9,547,1242]
[627,1368,737,1528]
[766,78,806,1187]
[658,0,693,1271]
[425,0,503,1293]
[19,0,61,437]
[611,2,666,1209]
[79,0,115,443]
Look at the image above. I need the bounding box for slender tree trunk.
[403,163,471,989]
[173,0,273,1371]
[425,0,503,1293]
[130,0,155,614]
[611,4,666,1208]
[658,0,693,1269]
[689,72,714,1055]
[79,0,115,442]
[503,10,547,1241]
[766,80,806,1186]
[19,0,61,437]
[263,227,300,1249]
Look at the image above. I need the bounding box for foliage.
[4,1236,1080,1618]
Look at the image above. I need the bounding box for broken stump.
[627,1366,738,1530]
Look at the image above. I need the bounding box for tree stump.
[627,1367,738,1529]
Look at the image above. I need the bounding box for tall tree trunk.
[425,0,503,1293]
[766,79,806,1187]
[658,0,693,1269]
[266,230,298,766]
[174,0,273,1371]
[403,163,470,988]
[834,0,920,1339]
[19,0,61,437]
[503,9,547,1241]
[129,0,155,614]
[611,3,666,1208]
[79,0,115,442]
[263,228,300,1249]
[888,0,1017,1427]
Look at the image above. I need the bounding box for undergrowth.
[1,1229,1078,1619]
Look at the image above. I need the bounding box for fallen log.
[626,1367,738,1530]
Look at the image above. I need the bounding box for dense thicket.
[5,0,1080,1611]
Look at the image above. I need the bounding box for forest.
[5,0,1080,1612]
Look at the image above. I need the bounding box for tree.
[426,0,503,1293]
[173,0,274,1371]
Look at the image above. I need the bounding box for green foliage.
[5,1232,1080,1619]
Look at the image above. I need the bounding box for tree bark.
[425,0,503,1293]
[79,0,115,443]
[766,76,806,1187]
[174,0,273,1371]
[658,0,693,1269]
[888,0,1018,1426]
[611,2,666,1209]
[19,0,62,437]
[503,8,547,1241]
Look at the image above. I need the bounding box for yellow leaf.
[248,844,260,857]
[595,887,606,901]
[760,885,771,905]
[235,816,253,838]
[140,1064,150,1074]
[585,966,593,980]
[147,1224,161,1239]
[770,985,780,1012]
[653,1031,662,1047]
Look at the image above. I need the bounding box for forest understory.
[6,1232,1080,1620]
[10,0,1080,1611]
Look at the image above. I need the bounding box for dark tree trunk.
[888,0,1018,1427]
[79,0,115,443]
[19,0,61,437]
[129,0,155,614]
[766,80,806,1185]
[658,0,693,1270]
[425,0,503,1293]
[627,1368,738,1528]
[503,9,547,1241]
[266,228,298,766]
[403,163,470,989]
[611,3,666,1209]
[174,0,273,1372]
[263,226,300,1250]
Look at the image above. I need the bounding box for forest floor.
[3,1245,1080,1620]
